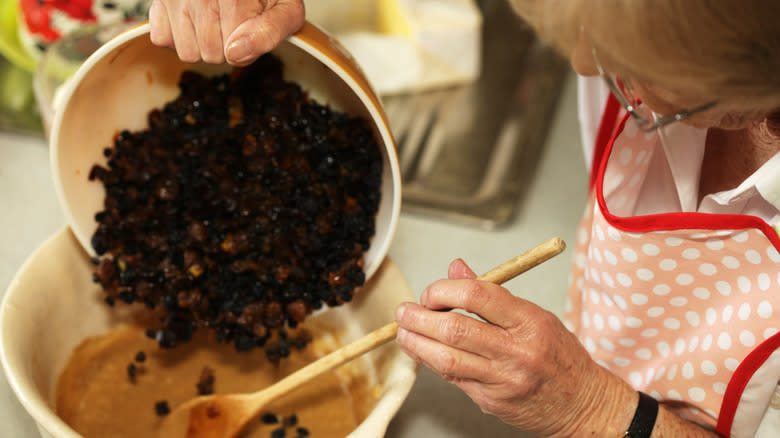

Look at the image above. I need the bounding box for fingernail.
[419,287,429,306]
[226,36,254,64]
[395,303,406,320]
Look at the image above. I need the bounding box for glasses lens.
[609,75,654,128]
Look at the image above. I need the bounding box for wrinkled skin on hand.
[148,0,305,65]
[395,259,636,437]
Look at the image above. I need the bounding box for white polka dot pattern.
[563,126,780,430]
[578,221,780,425]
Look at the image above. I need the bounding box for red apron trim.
[589,95,622,190]
[591,109,780,434]
[593,113,780,251]
[716,331,780,436]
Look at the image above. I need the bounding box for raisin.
[261,413,279,424]
[196,366,216,396]
[154,401,170,416]
[127,363,137,380]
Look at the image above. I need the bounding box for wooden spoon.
[157,237,567,438]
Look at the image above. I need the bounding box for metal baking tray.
[382,0,570,229]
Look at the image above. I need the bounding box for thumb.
[224,0,305,66]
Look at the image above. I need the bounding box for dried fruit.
[154,401,170,416]
[196,366,216,396]
[88,54,382,361]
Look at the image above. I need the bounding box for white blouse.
[576,75,780,223]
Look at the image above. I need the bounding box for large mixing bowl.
[0,227,417,438]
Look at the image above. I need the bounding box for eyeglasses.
[591,47,718,132]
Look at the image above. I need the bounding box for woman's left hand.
[148,0,305,65]
[395,258,635,437]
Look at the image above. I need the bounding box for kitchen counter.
[0,71,586,438]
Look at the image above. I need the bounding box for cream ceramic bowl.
[49,21,402,282]
[0,227,417,438]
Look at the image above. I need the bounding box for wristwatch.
[619,391,659,438]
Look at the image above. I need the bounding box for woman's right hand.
[148,0,305,65]
[395,258,638,437]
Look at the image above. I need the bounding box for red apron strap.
[589,94,622,190]
[716,331,780,437]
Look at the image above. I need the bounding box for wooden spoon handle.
[474,237,566,284]
[253,237,566,403]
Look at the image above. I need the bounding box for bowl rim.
[48,21,402,282]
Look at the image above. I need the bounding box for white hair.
[510,0,780,109]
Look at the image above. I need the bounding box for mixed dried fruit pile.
[89,54,383,362]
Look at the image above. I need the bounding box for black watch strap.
[626,391,659,438]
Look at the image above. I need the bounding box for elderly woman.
[149,1,780,437]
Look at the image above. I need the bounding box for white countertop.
[0,72,586,438]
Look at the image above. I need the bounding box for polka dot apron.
[565,97,780,438]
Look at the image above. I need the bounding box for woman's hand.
[148,0,305,65]
[395,259,636,437]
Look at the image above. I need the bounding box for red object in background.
[52,0,97,21]
[20,0,60,42]
[19,0,97,44]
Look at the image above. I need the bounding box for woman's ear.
[570,30,600,76]
[766,110,780,137]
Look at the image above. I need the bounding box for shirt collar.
[656,122,780,212]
